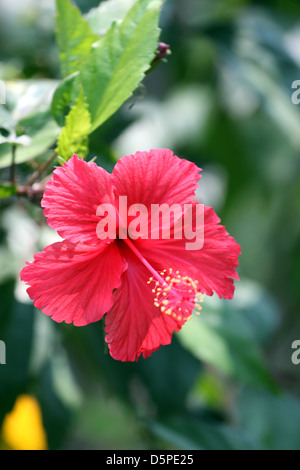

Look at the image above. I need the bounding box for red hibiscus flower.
[20,149,241,362]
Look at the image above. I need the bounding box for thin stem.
[24,151,57,188]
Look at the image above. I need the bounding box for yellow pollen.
[148,268,204,323]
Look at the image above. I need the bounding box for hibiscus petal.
[20,241,125,326]
[104,243,183,362]
[111,149,201,209]
[42,155,115,245]
[134,204,241,300]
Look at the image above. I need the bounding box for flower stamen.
[149,268,203,322]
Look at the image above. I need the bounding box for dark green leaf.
[36,362,72,450]
[136,338,202,416]
[148,414,262,450]
[238,388,300,450]
[177,283,278,391]
[0,289,34,425]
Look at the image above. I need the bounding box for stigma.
[147,268,204,322]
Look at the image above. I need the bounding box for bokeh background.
[0,0,300,450]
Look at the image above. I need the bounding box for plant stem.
[24,151,57,188]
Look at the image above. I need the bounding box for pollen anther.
[148,268,203,323]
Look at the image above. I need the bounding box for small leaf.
[0,183,17,199]
[55,0,99,78]
[56,88,91,161]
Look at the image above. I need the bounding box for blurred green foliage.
[0,0,300,450]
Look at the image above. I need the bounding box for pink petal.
[20,241,125,326]
[104,243,183,362]
[134,204,241,300]
[42,155,115,245]
[111,149,201,209]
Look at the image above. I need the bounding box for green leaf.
[0,107,16,133]
[10,80,59,122]
[56,88,91,161]
[80,0,162,131]
[0,81,60,168]
[177,282,278,391]
[85,0,137,37]
[0,120,59,169]
[55,0,99,78]
[238,389,300,450]
[148,420,204,450]
[51,73,80,127]
[148,415,262,450]
[36,362,72,450]
[52,0,163,133]
[0,284,35,425]
[0,183,17,199]
[136,338,201,416]
[75,396,144,450]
